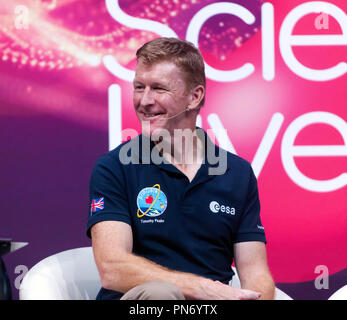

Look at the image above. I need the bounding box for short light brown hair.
[136,37,206,107]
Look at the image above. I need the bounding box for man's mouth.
[141,112,165,120]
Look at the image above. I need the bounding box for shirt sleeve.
[233,165,267,244]
[86,153,132,238]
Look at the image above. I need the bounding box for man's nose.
[140,88,155,106]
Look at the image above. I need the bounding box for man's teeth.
[145,113,160,117]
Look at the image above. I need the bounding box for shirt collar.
[134,127,230,177]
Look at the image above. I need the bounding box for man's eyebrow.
[151,81,170,88]
[133,80,170,88]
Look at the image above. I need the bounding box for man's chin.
[141,121,170,138]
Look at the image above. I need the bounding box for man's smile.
[140,111,165,120]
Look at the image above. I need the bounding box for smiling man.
[133,43,205,135]
[87,37,275,300]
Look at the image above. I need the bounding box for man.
[87,37,275,300]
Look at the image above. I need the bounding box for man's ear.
[187,85,205,111]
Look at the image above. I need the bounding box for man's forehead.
[134,60,185,84]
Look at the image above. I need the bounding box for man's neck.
[153,128,205,181]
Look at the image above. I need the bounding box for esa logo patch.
[137,184,167,218]
[209,200,235,215]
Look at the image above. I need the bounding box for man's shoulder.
[223,148,253,174]
[227,151,251,167]
[93,136,141,170]
[101,136,141,161]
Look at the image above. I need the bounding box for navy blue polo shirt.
[87,129,266,300]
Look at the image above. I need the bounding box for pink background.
[1,0,346,299]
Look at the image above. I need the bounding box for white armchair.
[20,247,292,300]
[20,247,100,300]
[328,285,347,300]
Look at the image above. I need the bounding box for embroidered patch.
[90,197,104,214]
[136,184,167,218]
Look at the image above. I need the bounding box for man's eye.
[154,87,166,91]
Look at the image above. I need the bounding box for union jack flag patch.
[90,197,104,215]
